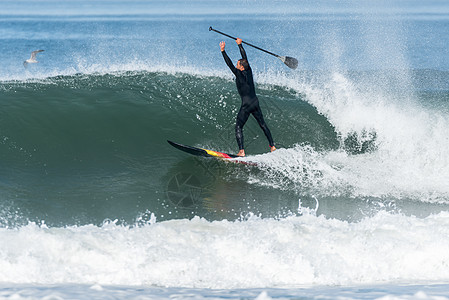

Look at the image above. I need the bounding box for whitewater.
[2,211,449,287]
[1,0,449,299]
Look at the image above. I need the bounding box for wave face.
[1,0,449,291]
[1,70,449,228]
[0,71,338,226]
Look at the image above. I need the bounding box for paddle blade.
[279,56,298,69]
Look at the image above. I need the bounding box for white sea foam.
[312,73,449,200]
[246,69,449,203]
[1,211,449,288]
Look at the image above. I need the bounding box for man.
[220,38,276,157]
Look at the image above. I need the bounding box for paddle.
[209,26,298,70]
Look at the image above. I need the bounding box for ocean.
[1,0,449,299]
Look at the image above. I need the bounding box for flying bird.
[23,50,44,68]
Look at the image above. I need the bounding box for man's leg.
[235,107,250,156]
[252,104,275,151]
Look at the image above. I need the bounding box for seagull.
[23,50,44,68]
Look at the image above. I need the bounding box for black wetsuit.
[222,44,274,150]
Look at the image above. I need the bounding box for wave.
[1,69,449,228]
[0,71,336,165]
[2,211,449,288]
[0,71,336,226]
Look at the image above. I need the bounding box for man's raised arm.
[220,41,237,75]
[236,38,247,61]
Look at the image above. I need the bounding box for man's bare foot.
[270,146,276,152]
[237,149,245,157]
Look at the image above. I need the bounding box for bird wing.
[30,50,44,60]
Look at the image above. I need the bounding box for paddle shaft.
[209,27,281,59]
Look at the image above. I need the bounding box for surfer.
[220,38,276,157]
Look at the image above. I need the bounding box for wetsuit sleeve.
[238,44,248,61]
[222,50,237,75]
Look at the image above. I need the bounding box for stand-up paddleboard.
[168,140,239,159]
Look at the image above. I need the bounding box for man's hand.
[220,41,225,52]
[236,38,242,45]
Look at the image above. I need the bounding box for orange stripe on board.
[203,149,232,159]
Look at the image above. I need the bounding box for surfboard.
[168,140,239,159]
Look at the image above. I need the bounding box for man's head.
[237,59,249,71]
